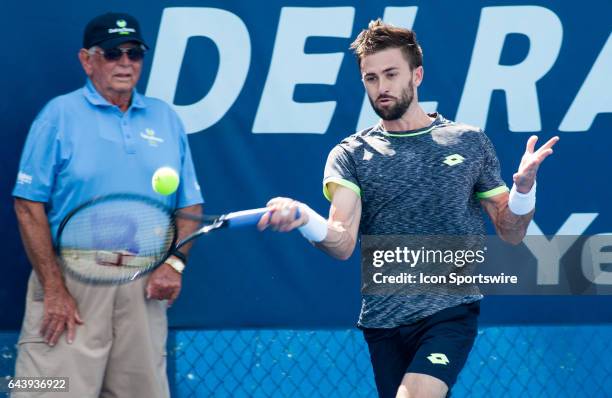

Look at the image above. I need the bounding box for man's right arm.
[258,183,361,261]
[14,197,82,346]
[314,184,361,260]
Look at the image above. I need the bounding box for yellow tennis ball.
[152,167,179,195]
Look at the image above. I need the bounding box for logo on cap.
[108,19,135,36]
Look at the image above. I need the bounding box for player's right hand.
[257,197,309,232]
[41,284,83,346]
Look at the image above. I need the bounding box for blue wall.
[2,1,611,329]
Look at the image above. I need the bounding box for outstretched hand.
[513,135,559,193]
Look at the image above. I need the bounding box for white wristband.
[298,206,328,242]
[508,181,536,215]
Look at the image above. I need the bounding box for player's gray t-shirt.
[323,114,508,328]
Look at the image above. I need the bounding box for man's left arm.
[481,135,559,245]
[146,204,202,306]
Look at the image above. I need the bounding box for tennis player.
[12,12,202,397]
[258,19,558,398]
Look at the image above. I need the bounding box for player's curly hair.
[349,19,423,70]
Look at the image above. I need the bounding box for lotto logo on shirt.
[443,154,465,166]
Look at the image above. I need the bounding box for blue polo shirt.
[13,79,204,240]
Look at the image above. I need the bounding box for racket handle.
[225,207,302,228]
[225,208,269,228]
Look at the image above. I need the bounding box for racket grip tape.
[225,207,302,228]
[225,208,270,228]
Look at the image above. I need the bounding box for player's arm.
[315,184,361,260]
[480,192,533,245]
[14,197,83,345]
[258,184,362,260]
[481,135,559,245]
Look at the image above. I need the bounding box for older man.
[12,12,203,397]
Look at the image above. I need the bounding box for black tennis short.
[362,301,480,398]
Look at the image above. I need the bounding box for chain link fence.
[2,325,612,397]
[170,326,612,397]
[170,330,374,397]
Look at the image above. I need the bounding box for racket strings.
[58,199,176,283]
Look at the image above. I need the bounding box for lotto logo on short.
[443,154,465,166]
[427,353,450,365]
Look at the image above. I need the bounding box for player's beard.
[369,80,414,121]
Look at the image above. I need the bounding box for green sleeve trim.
[476,185,509,199]
[323,177,361,202]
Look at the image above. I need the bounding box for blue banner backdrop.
[2,1,611,329]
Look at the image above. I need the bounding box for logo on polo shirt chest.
[443,153,465,166]
[140,128,164,147]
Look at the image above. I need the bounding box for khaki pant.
[13,272,170,398]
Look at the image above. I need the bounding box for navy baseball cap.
[83,12,148,50]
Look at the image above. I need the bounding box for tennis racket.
[55,193,271,285]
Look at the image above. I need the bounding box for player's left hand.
[513,135,559,193]
[146,263,182,307]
